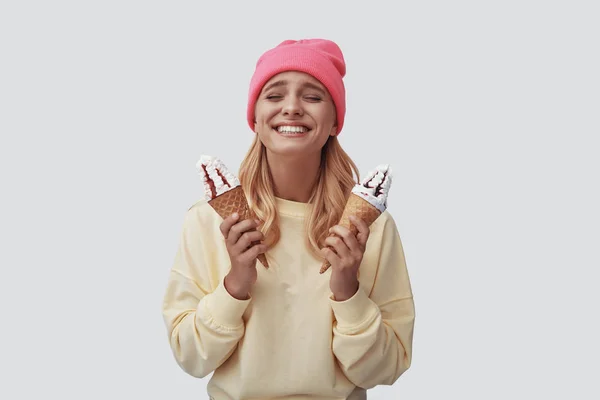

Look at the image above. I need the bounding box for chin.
[263,141,315,158]
[269,145,308,157]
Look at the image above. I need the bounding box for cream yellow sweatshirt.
[162,197,415,400]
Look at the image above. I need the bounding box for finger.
[233,230,265,253]
[227,218,260,245]
[324,235,351,259]
[349,215,370,249]
[329,225,361,253]
[219,212,240,238]
[320,247,340,266]
[241,244,268,263]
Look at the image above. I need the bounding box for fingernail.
[232,212,239,219]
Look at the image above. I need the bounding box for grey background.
[1,0,599,399]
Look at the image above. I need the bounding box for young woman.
[162,39,415,400]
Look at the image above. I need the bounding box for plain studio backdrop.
[1,1,598,399]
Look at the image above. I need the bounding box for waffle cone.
[319,194,381,274]
[208,186,269,269]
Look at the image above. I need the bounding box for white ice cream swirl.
[196,155,241,200]
[351,164,393,213]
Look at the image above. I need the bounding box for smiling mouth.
[273,126,312,136]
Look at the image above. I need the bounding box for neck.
[266,151,321,203]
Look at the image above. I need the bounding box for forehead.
[262,71,326,91]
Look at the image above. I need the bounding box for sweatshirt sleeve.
[161,203,251,378]
[329,212,415,389]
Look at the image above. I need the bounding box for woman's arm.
[161,205,251,378]
[329,213,415,389]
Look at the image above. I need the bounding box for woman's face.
[254,71,337,159]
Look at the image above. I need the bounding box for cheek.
[313,104,336,125]
[255,103,278,123]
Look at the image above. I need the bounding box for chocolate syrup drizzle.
[216,169,231,188]
[201,163,233,200]
[365,170,388,198]
[201,164,217,199]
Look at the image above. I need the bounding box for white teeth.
[276,125,309,133]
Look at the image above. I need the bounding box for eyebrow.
[261,80,326,95]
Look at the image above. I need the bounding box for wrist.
[332,279,359,302]
[224,273,250,300]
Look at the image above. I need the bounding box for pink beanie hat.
[247,38,347,135]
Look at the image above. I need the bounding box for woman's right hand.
[220,212,267,300]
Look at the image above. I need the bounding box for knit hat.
[247,38,347,135]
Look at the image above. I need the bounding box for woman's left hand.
[321,215,370,301]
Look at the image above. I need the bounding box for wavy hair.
[238,135,360,261]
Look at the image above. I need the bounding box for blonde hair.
[238,135,360,261]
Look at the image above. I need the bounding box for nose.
[282,96,303,116]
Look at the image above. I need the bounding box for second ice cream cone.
[319,194,381,274]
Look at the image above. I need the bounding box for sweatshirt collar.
[275,196,308,218]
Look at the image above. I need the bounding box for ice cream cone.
[197,155,269,269]
[319,194,381,274]
[208,187,270,269]
[208,185,251,221]
[320,164,392,274]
